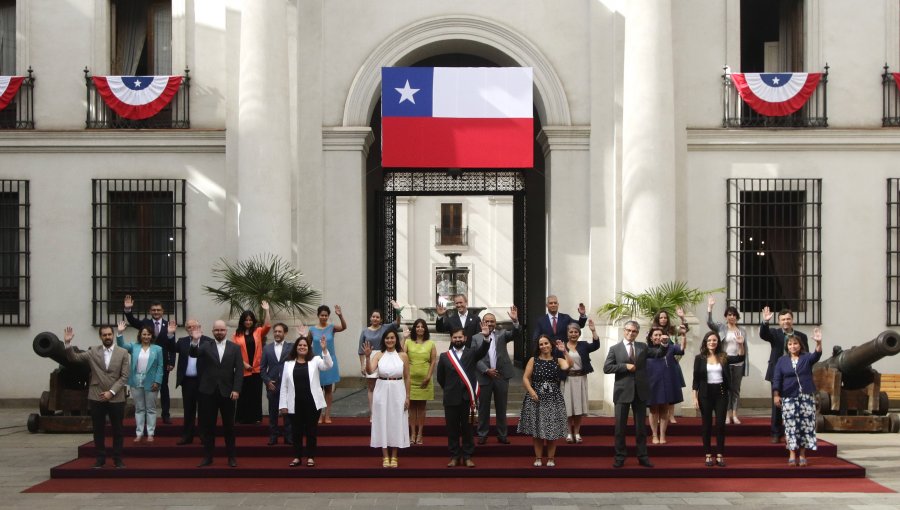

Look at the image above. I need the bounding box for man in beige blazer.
[64,325,130,468]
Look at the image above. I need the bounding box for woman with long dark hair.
[279,333,333,467]
[518,334,571,467]
[357,303,401,419]
[692,330,745,467]
[309,304,346,424]
[405,318,436,444]
[706,297,749,424]
[652,308,689,423]
[363,328,410,467]
[234,301,271,424]
[646,326,686,444]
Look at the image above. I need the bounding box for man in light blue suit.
[261,323,294,445]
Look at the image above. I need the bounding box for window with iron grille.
[887,179,900,325]
[0,180,29,326]
[92,179,185,326]
[726,178,821,325]
[439,203,464,245]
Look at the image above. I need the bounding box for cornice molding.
[0,130,225,153]
[687,128,900,152]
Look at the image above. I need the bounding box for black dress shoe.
[176,437,192,445]
[197,457,213,468]
[497,437,510,444]
[92,459,105,469]
[284,438,294,445]
[162,417,173,424]
[638,458,654,468]
[228,457,238,468]
[612,459,624,468]
[476,436,487,445]
[113,459,126,469]
[267,438,277,446]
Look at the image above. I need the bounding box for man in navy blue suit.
[175,318,213,444]
[124,295,176,423]
[261,322,294,445]
[531,294,587,344]
[435,294,482,343]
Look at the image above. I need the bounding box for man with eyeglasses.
[759,306,809,443]
[603,320,664,468]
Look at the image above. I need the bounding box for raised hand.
[762,306,773,322]
[676,306,686,320]
[707,296,715,311]
[813,327,822,343]
[481,323,490,336]
[334,304,342,316]
[124,294,134,310]
[260,300,270,311]
[435,304,446,316]
[167,321,177,336]
[117,320,127,333]
[588,318,596,333]
[735,331,744,344]
[508,305,518,322]
[555,339,566,352]
[390,299,401,310]
[401,324,411,338]
[64,326,74,344]
[362,340,373,357]
[577,302,586,315]
[296,323,309,338]
[320,334,328,352]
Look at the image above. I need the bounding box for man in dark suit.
[603,320,663,468]
[531,295,587,344]
[197,320,244,467]
[472,308,519,445]
[436,327,492,468]
[174,318,213,445]
[124,294,176,424]
[759,306,810,443]
[261,322,293,445]
[63,325,130,469]
[435,294,481,342]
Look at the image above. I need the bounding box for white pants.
[132,373,158,437]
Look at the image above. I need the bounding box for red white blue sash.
[448,349,479,409]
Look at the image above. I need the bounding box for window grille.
[92,179,185,326]
[0,180,29,326]
[726,178,821,325]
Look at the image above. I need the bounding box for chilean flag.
[730,73,821,117]
[0,76,25,112]
[92,75,183,120]
[893,73,900,93]
[381,67,533,168]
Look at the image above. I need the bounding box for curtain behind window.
[114,0,148,75]
[0,1,15,76]
[150,1,171,74]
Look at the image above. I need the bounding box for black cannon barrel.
[33,332,90,378]
[822,330,900,389]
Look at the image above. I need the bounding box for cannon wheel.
[816,390,831,413]
[890,413,900,433]
[26,413,39,433]
[39,391,52,416]
[815,414,826,432]
[877,392,891,416]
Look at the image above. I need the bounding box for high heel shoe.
[389,456,398,468]
[705,454,714,467]
[716,455,727,467]
[382,457,390,468]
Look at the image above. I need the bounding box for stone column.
[621,0,677,291]
[236,0,291,261]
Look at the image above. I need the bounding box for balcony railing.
[723,66,828,128]
[0,68,35,129]
[85,68,190,129]
[434,226,468,247]
[883,65,900,127]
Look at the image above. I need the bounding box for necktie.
[155,321,161,336]
[551,316,557,334]
[627,342,635,362]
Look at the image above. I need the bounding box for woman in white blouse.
[279,333,333,467]
[692,330,745,467]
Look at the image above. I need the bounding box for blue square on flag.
[382,67,433,117]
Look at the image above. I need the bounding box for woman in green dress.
[405,318,436,444]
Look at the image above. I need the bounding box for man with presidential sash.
[436,327,492,468]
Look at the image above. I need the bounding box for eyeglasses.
[624,328,639,334]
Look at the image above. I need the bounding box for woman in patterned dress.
[518,334,571,467]
[309,304,347,424]
[773,328,822,467]
[404,318,436,444]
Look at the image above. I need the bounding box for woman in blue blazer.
[560,320,600,444]
[773,328,822,467]
[116,321,164,442]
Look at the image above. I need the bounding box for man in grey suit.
[603,320,663,468]
[197,320,244,468]
[261,322,293,445]
[63,325,131,469]
[472,307,519,444]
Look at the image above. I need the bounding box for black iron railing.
[0,68,35,129]
[883,65,900,127]
[723,66,828,128]
[434,226,468,246]
[85,68,190,129]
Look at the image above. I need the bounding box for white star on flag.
[134,79,142,87]
[771,76,779,85]
[395,80,419,104]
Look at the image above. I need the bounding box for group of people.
[62,292,823,470]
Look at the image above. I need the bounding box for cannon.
[27,332,93,433]
[813,331,900,433]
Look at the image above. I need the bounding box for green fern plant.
[203,254,321,320]
[597,281,723,324]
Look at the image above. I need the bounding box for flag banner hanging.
[381,67,533,168]
[893,73,900,94]
[92,75,183,120]
[730,73,821,117]
[0,76,25,112]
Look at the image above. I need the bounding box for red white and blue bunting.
[92,75,183,120]
[893,73,900,93]
[0,76,25,112]
[730,73,821,117]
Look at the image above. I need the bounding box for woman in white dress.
[363,328,410,468]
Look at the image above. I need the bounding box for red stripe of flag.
[0,77,24,112]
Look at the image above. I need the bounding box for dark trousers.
[160,369,171,419]
[613,396,649,461]
[700,383,728,455]
[199,391,236,459]
[90,400,125,462]
[267,386,292,440]
[180,376,200,440]
[477,376,509,439]
[290,401,321,458]
[770,383,784,436]
[444,402,475,460]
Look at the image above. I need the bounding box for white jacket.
[278,353,333,413]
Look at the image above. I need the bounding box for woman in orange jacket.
[234,300,271,424]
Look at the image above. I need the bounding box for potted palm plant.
[597,281,723,324]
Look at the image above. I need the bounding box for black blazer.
[759,322,809,382]
[436,312,482,344]
[692,354,746,399]
[197,340,244,398]
[559,338,601,381]
[125,310,176,367]
[531,313,587,342]
[436,340,491,407]
[175,334,213,387]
